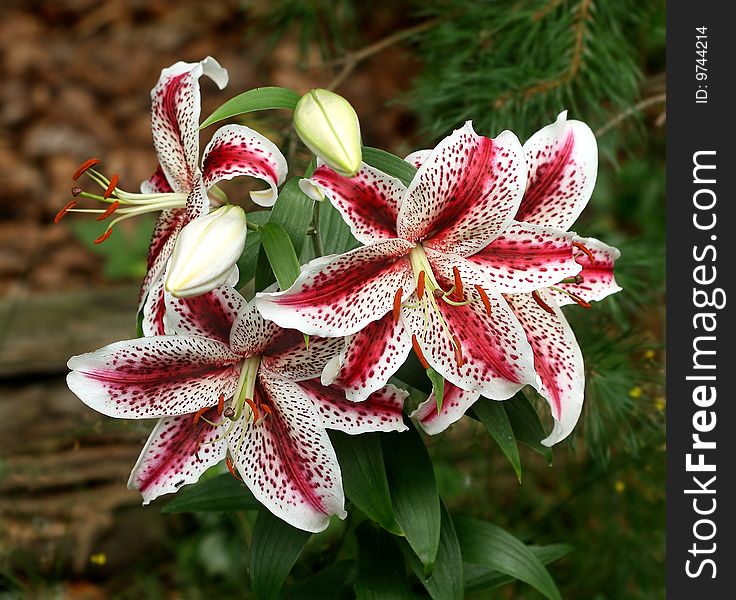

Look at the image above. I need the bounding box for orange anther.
[54,200,77,224]
[573,242,595,264]
[226,456,243,481]
[531,290,556,315]
[475,285,492,316]
[417,271,426,299]
[452,335,464,368]
[411,334,430,369]
[217,394,225,416]
[452,266,465,301]
[393,287,403,322]
[567,291,591,309]
[103,174,119,199]
[94,228,113,244]
[192,406,208,425]
[244,398,260,422]
[72,158,100,180]
[261,404,273,418]
[96,200,120,221]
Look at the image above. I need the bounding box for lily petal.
[466,220,581,293]
[321,312,412,402]
[261,331,344,382]
[165,285,245,345]
[411,382,480,435]
[201,124,288,207]
[505,290,584,446]
[404,149,432,169]
[67,336,241,419]
[550,236,622,306]
[307,163,406,244]
[404,253,538,399]
[231,370,346,532]
[255,239,415,337]
[151,57,228,194]
[140,164,174,195]
[298,379,408,434]
[128,411,228,505]
[516,111,597,230]
[230,300,280,358]
[142,274,167,336]
[398,122,525,256]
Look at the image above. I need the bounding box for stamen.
[54,200,77,224]
[95,200,120,221]
[566,290,591,309]
[573,242,595,263]
[192,406,208,426]
[217,394,225,416]
[261,404,273,418]
[560,275,584,285]
[72,158,101,180]
[531,290,556,315]
[223,407,235,419]
[94,228,113,244]
[71,187,83,197]
[475,285,492,316]
[244,398,260,422]
[393,287,403,322]
[452,335,465,368]
[417,271,426,299]
[103,174,119,199]
[411,334,430,369]
[452,266,465,301]
[226,456,243,482]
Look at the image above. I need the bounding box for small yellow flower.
[644,350,655,360]
[614,481,626,493]
[90,553,107,565]
[628,386,642,399]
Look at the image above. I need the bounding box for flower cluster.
[63,57,620,533]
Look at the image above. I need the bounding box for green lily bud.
[293,89,362,177]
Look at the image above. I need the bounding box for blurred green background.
[0,0,664,598]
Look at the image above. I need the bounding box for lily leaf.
[286,560,357,599]
[330,431,402,535]
[382,422,441,577]
[354,522,413,600]
[259,222,302,292]
[200,86,300,129]
[472,399,522,482]
[250,508,311,600]
[161,473,259,513]
[362,146,417,186]
[425,367,445,413]
[454,516,563,600]
[505,392,553,463]
[236,210,271,286]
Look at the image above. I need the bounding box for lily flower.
[409,112,621,446]
[66,286,407,533]
[55,57,287,333]
[257,122,586,404]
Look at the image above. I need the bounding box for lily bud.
[165,205,247,298]
[293,89,362,177]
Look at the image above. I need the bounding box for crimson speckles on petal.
[411,381,480,436]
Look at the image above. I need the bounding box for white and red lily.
[57,57,287,334]
[410,112,621,445]
[67,285,407,533]
[256,122,588,406]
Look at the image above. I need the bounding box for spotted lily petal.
[128,411,228,505]
[150,57,228,194]
[411,382,480,436]
[230,370,346,532]
[201,124,288,207]
[516,111,597,230]
[398,122,525,256]
[307,163,406,244]
[142,274,167,336]
[66,336,241,419]
[229,301,280,358]
[164,285,245,345]
[505,289,584,446]
[550,236,622,306]
[261,331,344,382]
[321,312,412,402]
[404,149,432,169]
[298,379,408,433]
[466,221,581,293]
[255,239,415,337]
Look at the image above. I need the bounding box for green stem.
[246,220,261,232]
[310,201,325,257]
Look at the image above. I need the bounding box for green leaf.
[286,560,357,600]
[464,544,573,594]
[505,392,553,462]
[330,432,401,535]
[249,508,311,599]
[362,147,417,186]
[236,211,271,285]
[318,199,360,255]
[382,422,441,576]
[425,367,445,413]
[259,222,302,292]
[400,503,464,600]
[472,399,522,482]
[256,178,314,290]
[161,474,259,513]
[200,86,300,129]
[454,516,563,600]
[354,522,413,600]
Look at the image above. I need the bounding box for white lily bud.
[293,89,362,177]
[165,205,246,298]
